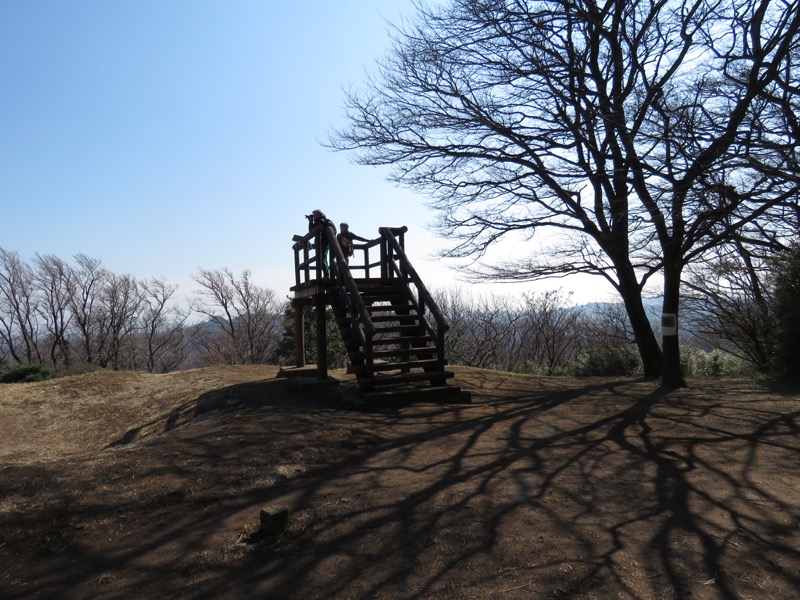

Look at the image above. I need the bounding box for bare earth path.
[0,366,798,599]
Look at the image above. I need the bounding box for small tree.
[137,278,190,373]
[683,242,774,372]
[435,289,525,370]
[570,301,643,377]
[33,254,75,368]
[68,254,107,366]
[0,248,41,365]
[94,273,143,370]
[191,268,284,365]
[770,245,800,379]
[275,302,348,369]
[518,289,583,375]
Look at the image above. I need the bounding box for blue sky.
[1,1,609,304]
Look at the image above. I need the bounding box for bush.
[0,364,55,383]
[680,346,755,378]
[568,344,641,377]
[57,362,103,377]
[769,245,800,381]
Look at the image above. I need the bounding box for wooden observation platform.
[285,222,468,403]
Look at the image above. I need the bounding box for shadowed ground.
[0,365,798,599]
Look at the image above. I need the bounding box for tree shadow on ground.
[2,371,798,599]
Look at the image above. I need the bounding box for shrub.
[568,344,641,377]
[0,364,56,383]
[769,245,800,381]
[680,346,755,378]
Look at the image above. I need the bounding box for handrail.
[323,224,376,376]
[379,227,449,368]
[291,223,448,380]
[325,226,376,337]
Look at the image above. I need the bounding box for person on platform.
[337,222,369,264]
[307,209,336,278]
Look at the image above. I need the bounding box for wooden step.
[373,324,424,335]
[364,306,413,317]
[370,314,420,324]
[360,288,408,297]
[329,276,458,404]
[370,335,433,346]
[371,347,438,358]
[361,385,471,404]
[363,296,411,306]
[353,358,444,374]
[357,370,455,388]
[349,347,439,363]
[352,277,407,286]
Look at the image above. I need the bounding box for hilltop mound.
[1,367,798,599]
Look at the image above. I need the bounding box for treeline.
[0,249,284,374]
[437,244,800,381]
[2,246,795,380]
[435,289,753,378]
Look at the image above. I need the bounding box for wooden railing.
[292,223,407,286]
[379,227,449,372]
[292,222,376,373]
[291,224,448,378]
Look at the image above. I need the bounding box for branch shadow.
[1,371,798,599]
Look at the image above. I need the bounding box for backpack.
[340,234,353,256]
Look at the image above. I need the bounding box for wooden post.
[293,299,305,368]
[380,235,388,279]
[314,292,327,379]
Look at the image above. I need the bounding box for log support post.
[293,299,305,368]
[314,292,328,379]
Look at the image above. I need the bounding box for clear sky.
[1,0,610,304]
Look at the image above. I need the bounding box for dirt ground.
[0,365,798,600]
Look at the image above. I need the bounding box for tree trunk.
[617,266,663,378]
[661,258,687,388]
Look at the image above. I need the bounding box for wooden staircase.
[291,225,468,403]
[331,278,463,401]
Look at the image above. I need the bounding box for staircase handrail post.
[380,235,388,279]
[326,226,376,372]
[292,234,313,286]
[382,227,409,282]
[315,226,325,280]
[379,227,449,370]
[293,242,301,287]
[293,226,327,282]
[397,228,407,280]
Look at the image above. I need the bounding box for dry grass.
[1,366,798,600]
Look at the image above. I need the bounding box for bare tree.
[191,268,284,365]
[473,294,525,371]
[580,300,643,354]
[682,171,798,370]
[683,243,773,370]
[433,287,473,367]
[518,290,583,374]
[32,254,75,368]
[136,278,190,373]
[63,256,143,370]
[770,243,800,378]
[332,0,800,387]
[436,288,525,370]
[95,273,143,370]
[0,248,41,364]
[68,254,107,365]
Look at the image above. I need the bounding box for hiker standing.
[337,222,369,264]
[308,209,336,278]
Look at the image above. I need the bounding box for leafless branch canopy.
[331,0,800,287]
